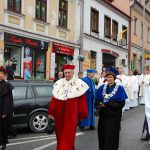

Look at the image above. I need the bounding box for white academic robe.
[126,75,139,107]
[138,74,147,104]
[116,74,130,111]
[144,75,150,133]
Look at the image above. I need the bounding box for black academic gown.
[96,83,127,150]
[0,80,14,146]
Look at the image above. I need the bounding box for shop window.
[91,8,99,33]
[112,20,118,41]
[104,16,111,38]
[4,45,22,77]
[8,0,21,13]
[23,47,46,80]
[35,51,45,79]
[58,0,68,28]
[35,0,47,21]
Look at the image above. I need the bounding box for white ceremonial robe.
[144,75,150,134]
[138,74,147,104]
[126,75,139,107]
[116,74,130,111]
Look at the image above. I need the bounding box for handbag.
[45,119,55,134]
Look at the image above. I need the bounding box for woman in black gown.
[95,72,128,150]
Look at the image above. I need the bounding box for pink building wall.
[112,0,130,16]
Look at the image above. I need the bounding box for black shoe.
[79,126,85,131]
[140,135,149,141]
[1,145,6,150]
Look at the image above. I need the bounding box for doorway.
[102,53,116,69]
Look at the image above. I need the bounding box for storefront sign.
[50,52,56,80]
[52,42,74,56]
[4,33,48,51]
[101,49,119,57]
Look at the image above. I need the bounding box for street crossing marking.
[10,135,55,141]
[7,137,56,146]
[32,132,84,150]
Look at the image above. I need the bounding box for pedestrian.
[54,71,64,82]
[0,66,14,150]
[79,69,96,131]
[78,71,83,79]
[48,64,89,150]
[144,70,150,141]
[140,116,150,141]
[95,71,128,150]
[6,59,14,80]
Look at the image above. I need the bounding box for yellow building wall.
[24,0,34,30]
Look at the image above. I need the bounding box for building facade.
[130,0,150,70]
[79,0,130,74]
[0,0,80,80]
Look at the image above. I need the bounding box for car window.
[12,86,33,100]
[34,86,52,98]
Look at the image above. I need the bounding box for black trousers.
[0,117,9,146]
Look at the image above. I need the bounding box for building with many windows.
[130,0,150,70]
[0,0,80,80]
[78,0,131,74]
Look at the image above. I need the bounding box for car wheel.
[29,112,48,133]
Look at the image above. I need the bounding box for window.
[36,0,47,21]
[112,20,118,41]
[13,86,33,100]
[34,86,52,98]
[58,0,68,28]
[90,50,96,69]
[134,17,138,35]
[141,22,143,39]
[148,28,150,42]
[91,8,99,33]
[122,25,127,41]
[104,16,111,38]
[8,0,21,13]
[4,45,22,77]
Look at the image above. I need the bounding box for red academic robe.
[48,94,88,150]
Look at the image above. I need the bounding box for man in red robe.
[48,64,89,150]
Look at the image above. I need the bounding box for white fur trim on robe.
[52,77,89,100]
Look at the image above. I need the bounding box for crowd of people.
[48,65,150,150]
[1,62,150,150]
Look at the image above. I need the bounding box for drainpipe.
[141,0,145,73]
[128,4,132,73]
[79,0,84,72]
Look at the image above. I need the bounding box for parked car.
[9,80,53,133]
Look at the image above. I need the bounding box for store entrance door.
[55,54,67,78]
[102,53,116,69]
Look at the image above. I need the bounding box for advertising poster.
[23,47,32,79]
